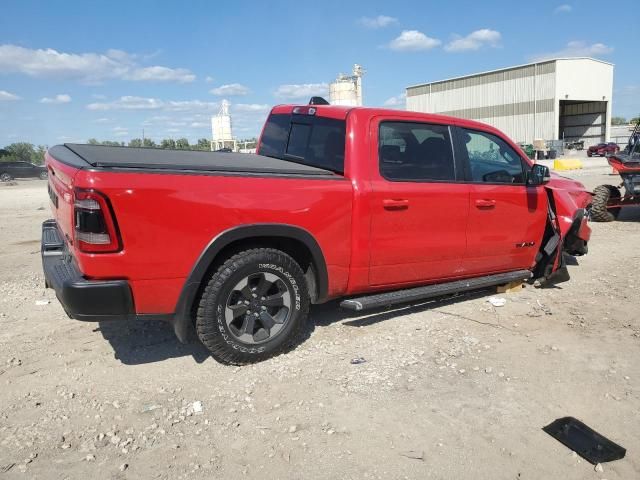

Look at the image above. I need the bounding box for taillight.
[73,188,121,253]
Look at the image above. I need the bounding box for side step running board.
[340,270,532,311]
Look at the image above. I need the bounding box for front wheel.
[196,248,310,364]
[590,185,621,222]
[0,173,12,182]
[39,171,48,180]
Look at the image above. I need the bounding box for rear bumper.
[41,219,134,321]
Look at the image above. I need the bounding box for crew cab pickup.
[42,102,592,364]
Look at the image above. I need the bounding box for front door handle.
[383,198,409,210]
[475,199,496,208]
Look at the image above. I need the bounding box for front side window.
[461,129,526,184]
[379,122,455,181]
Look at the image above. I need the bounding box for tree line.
[0,143,48,165]
[612,116,640,125]
[1,137,259,165]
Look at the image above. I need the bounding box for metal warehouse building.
[406,57,613,146]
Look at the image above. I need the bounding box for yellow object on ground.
[553,158,583,171]
[496,281,524,294]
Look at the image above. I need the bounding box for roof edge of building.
[406,57,614,91]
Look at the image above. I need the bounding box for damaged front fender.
[532,184,592,286]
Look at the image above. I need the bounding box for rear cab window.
[258,113,346,174]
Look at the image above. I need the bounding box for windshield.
[258,113,346,174]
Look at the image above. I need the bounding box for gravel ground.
[1,175,639,479]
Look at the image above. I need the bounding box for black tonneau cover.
[50,144,334,176]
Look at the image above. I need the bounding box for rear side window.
[258,113,346,173]
[461,129,525,184]
[379,122,455,182]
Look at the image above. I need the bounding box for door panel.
[370,181,469,285]
[457,127,548,274]
[465,184,547,274]
[369,119,469,286]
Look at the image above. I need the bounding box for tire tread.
[195,248,309,365]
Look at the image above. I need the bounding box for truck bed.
[49,144,335,176]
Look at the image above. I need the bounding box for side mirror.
[528,164,550,186]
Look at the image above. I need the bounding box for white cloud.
[191,121,209,128]
[388,30,441,51]
[205,76,214,83]
[91,93,107,99]
[554,4,572,14]
[383,93,406,108]
[87,96,219,113]
[234,103,270,112]
[0,44,196,84]
[0,90,20,101]
[126,66,195,83]
[210,83,250,96]
[92,117,111,123]
[358,15,398,29]
[113,126,129,137]
[274,83,329,100]
[530,41,613,61]
[40,93,71,104]
[445,29,501,52]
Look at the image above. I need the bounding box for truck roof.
[270,104,497,132]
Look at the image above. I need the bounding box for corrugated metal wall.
[406,62,557,142]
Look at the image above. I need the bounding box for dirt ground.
[1,170,639,480]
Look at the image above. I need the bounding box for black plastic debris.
[543,417,626,465]
[350,357,367,365]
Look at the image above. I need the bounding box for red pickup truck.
[42,102,592,364]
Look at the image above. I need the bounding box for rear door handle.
[475,199,496,208]
[383,198,409,210]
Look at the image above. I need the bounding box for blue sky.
[0,0,638,146]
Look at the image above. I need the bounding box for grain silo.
[329,64,365,106]
[211,100,237,151]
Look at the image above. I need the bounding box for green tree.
[631,116,640,125]
[196,138,211,151]
[142,138,156,148]
[160,138,176,149]
[175,138,190,149]
[611,117,627,125]
[128,138,143,147]
[87,138,100,145]
[5,142,35,162]
[32,145,47,165]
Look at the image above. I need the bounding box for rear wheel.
[590,185,621,222]
[0,173,12,182]
[196,248,310,364]
[39,171,48,180]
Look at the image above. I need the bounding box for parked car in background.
[587,142,620,157]
[564,140,584,151]
[0,161,48,181]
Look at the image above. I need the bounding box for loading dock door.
[559,100,607,145]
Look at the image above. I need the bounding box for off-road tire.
[590,185,621,222]
[196,248,310,365]
[0,173,12,182]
